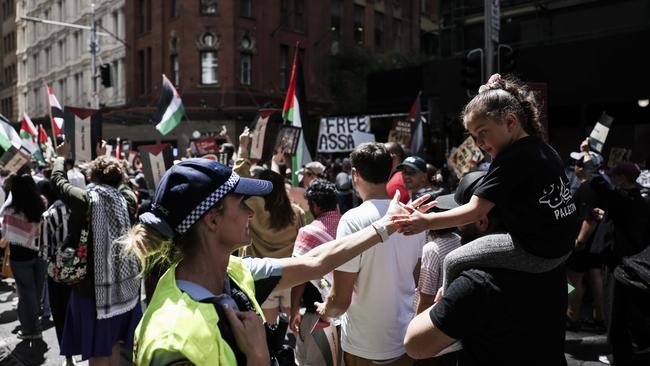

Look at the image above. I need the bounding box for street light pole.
[90,3,99,109]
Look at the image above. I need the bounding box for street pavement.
[0,277,609,366]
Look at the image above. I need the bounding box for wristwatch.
[372,221,389,242]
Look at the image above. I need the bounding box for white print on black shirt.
[538,178,577,220]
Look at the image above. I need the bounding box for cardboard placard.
[138,144,173,190]
[317,116,371,153]
[448,136,484,179]
[64,107,102,162]
[0,146,31,174]
[588,112,614,153]
[387,120,412,147]
[275,125,302,156]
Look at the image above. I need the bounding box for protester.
[2,174,46,340]
[398,156,446,203]
[393,73,578,293]
[297,161,326,188]
[385,142,410,204]
[403,171,568,366]
[316,142,426,366]
[335,158,354,214]
[290,179,342,366]
[565,156,604,332]
[52,141,142,365]
[126,156,408,365]
[591,161,650,365]
[234,131,306,324]
[39,185,75,366]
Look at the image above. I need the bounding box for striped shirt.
[39,200,71,260]
[418,232,462,295]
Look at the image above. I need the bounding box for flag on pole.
[47,86,65,136]
[151,74,185,135]
[38,124,48,144]
[19,113,39,154]
[282,45,312,186]
[115,137,121,159]
[0,114,22,151]
[409,91,424,154]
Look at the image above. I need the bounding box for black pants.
[47,277,71,345]
[605,270,650,366]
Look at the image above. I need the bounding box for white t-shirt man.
[336,199,426,360]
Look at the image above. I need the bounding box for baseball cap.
[435,171,487,210]
[396,156,427,173]
[569,151,604,167]
[139,158,272,238]
[607,161,641,182]
[297,161,326,182]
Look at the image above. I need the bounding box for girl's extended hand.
[390,194,438,236]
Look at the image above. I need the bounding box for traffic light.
[461,48,484,92]
[100,64,112,87]
[498,44,515,75]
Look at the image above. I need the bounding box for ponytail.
[462,74,543,138]
[121,223,181,275]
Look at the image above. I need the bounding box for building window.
[34,86,41,112]
[32,53,39,75]
[354,5,365,45]
[280,0,288,27]
[138,50,145,94]
[57,40,64,63]
[45,46,51,69]
[240,53,251,86]
[374,12,384,50]
[294,0,304,32]
[171,0,179,17]
[392,18,401,52]
[74,73,81,101]
[112,60,119,97]
[170,54,179,86]
[112,11,119,37]
[200,51,218,85]
[138,0,147,34]
[73,31,80,58]
[330,0,342,38]
[200,0,217,15]
[57,0,63,20]
[240,0,251,17]
[59,78,66,103]
[279,44,289,90]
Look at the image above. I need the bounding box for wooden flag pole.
[44,82,58,149]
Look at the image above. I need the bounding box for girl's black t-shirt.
[473,136,578,258]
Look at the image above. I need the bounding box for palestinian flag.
[47,86,64,136]
[151,74,184,135]
[38,124,48,143]
[0,114,21,151]
[409,91,425,154]
[19,113,39,154]
[282,45,312,186]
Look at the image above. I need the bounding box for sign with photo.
[64,107,102,162]
[448,136,485,179]
[0,146,30,174]
[138,144,173,190]
[387,120,412,147]
[193,136,219,156]
[317,116,371,153]
[275,125,302,156]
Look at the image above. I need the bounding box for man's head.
[384,142,406,172]
[350,143,393,199]
[436,171,504,244]
[297,161,326,187]
[397,156,429,194]
[305,179,338,217]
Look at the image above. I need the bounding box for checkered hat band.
[175,172,240,235]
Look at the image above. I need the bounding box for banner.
[64,107,102,162]
[0,146,30,174]
[138,144,173,190]
[317,116,371,153]
[589,112,614,153]
[250,110,275,160]
[448,136,484,179]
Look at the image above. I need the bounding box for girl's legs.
[442,233,570,289]
[566,270,585,324]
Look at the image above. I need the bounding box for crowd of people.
[0,73,648,366]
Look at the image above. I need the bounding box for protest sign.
[138,144,173,190]
[0,146,30,174]
[250,110,274,160]
[387,120,412,147]
[448,136,484,179]
[275,125,301,156]
[317,116,371,153]
[64,107,102,162]
[588,112,614,153]
[194,136,218,156]
[607,147,631,168]
[352,131,375,146]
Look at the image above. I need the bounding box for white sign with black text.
[318,116,371,153]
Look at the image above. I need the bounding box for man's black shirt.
[430,267,568,366]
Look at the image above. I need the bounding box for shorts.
[261,287,291,309]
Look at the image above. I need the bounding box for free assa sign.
[318,116,371,153]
